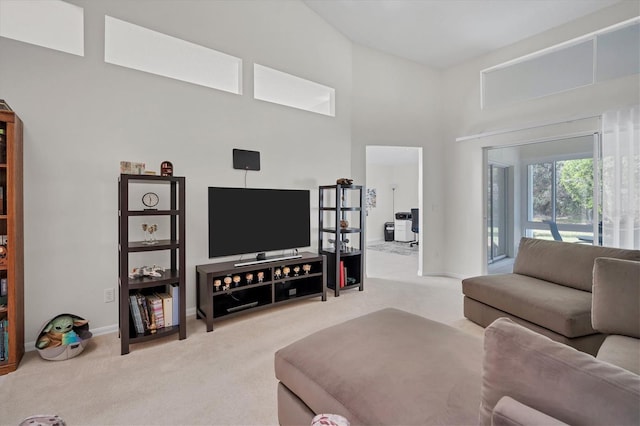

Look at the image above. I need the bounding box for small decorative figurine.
[214,279,222,291]
[257,271,265,282]
[283,266,290,277]
[36,314,89,349]
[142,223,158,245]
[274,268,281,279]
[336,178,353,185]
[161,161,174,176]
[223,276,232,291]
[329,238,349,252]
[233,275,241,287]
[302,264,311,274]
[128,264,165,279]
[293,266,300,276]
[246,273,253,284]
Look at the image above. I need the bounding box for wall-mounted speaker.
[233,149,261,171]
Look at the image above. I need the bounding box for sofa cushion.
[513,237,640,292]
[592,257,640,338]
[462,273,594,337]
[480,318,640,426]
[597,335,640,375]
[275,308,482,425]
[492,396,569,426]
[463,297,605,355]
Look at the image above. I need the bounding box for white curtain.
[602,105,640,249]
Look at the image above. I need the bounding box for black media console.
[196,252,326,332]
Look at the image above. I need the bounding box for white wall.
[442,1,640,278]
[0,0,353,342]
[351,45,443,274]
[365,164,394,242]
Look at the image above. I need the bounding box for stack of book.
[129,284,179,335]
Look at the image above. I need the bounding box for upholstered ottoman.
[275,308,483,425]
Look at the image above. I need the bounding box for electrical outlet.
[104,288,115,303]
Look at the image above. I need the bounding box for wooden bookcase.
[196,252,326,332]
[0,108,24,375]
[118,174,186,355]
[318,184,365,296]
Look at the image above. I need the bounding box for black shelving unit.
[118,174,186,355]
[196,252,326,332]
[318,184,365,296]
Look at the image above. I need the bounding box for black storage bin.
[384,222,395,241]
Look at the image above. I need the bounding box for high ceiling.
[303,0,625,69]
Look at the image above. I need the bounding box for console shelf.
[118,174,186,355]
[318,184,365,296]
[196,252,326,332]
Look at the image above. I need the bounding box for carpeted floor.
[367,240,418,256]
[0,250,481,425]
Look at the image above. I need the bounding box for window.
[482,18,640,108]
[104,16,242,94]
[0,0,84,56]
[488,164,509,262]
[527,157,595,242]
[253,64,335,116]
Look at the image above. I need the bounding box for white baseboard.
[26,307,197,352]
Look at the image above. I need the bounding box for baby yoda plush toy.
[36,314,88,349]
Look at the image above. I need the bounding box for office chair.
[542,220,562,241]
[410,208,419,247]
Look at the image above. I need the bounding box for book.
[146,294,164,329]
[0,278,6,296]
[339,260,345,288]
[136,293,151,331]
[129,295,144,334]
[169,284,179,325]
[157,293,173,327]
[0,319,6,361]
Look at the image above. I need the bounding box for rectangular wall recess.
[254,64,335,116]
[104,16,242,94]
[0,0,84,56]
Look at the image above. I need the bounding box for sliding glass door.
[488,164,508,263]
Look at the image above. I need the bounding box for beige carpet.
[0,251,482,425]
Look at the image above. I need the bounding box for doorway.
[365,146,422,279]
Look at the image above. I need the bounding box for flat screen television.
[208,187,311,260]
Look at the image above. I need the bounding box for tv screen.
[208,187,311,258]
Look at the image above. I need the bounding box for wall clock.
[142,192,159,209]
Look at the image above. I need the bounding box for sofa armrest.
[480,318,640,426]
[492,396,568,426]
[592,257,640,338]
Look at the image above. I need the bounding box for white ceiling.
[303,0,624,69]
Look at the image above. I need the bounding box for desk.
[394,219,414,242]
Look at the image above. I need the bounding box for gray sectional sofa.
[463,237,640,355]
[275,240,640,425]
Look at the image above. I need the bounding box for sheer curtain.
[602,105,640,249]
